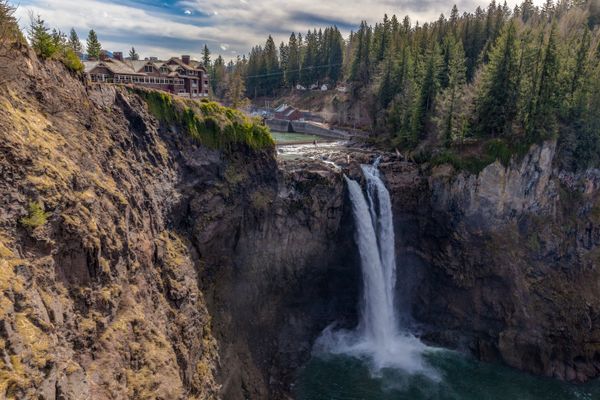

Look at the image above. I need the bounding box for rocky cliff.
[379,141,600,383]
[0,47,361,399]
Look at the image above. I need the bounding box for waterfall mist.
[315,159,437,378]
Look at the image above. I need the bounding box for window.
[144,65,153,73]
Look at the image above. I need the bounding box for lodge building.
[84,53,209,98]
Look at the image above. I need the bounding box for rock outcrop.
[383,141,600,383]
[0,47,359,399]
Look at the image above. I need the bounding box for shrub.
[134,88,274,151]
[485,139,511,166]
[60,48,84,73]
[20,202,50,228]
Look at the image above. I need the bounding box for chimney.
[99,50,109,61]
[182,55,190,65]
[113,52,123,61]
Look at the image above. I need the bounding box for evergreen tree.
[301,30,318,85]
[28,14,56,59]
[68,28,82,53]
[438,38,467,145]
[51,29,67,48]
[475,21,520,137]
[521,0,535,22]
[527,22,560,138]
[263,35,281,94]
[86,29,101,60]
[202,44,211,68]
[328,27,344,83]
[226,64,248,109]
[129,46,139,60]
[350,21,372,86]
[279,41,289,85]
[412,45,441,142]
[287,33,300,86]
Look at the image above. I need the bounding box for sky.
[12,0,545,60]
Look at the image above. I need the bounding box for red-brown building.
[273,104,303,121]
[84,54,210,98]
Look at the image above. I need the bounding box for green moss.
[19,202,50,228]
[430,150,492,174]
[430,138,537,175]
[134,88,274,151]
[485,139,511,166]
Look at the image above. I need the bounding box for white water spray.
[316,158,437,378]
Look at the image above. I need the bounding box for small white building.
[321,84,329,91]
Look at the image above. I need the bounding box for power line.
[244,62,344,79]
[208,62,344,82]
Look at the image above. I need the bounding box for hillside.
[0,32,277,397]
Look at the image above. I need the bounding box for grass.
[430,138,535,175]
[133,88,274,151]
[19,202,49,229]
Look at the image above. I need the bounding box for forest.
[207,0,600,171]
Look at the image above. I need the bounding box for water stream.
[299,159,600,399]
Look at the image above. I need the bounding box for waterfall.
[315,158,437,378]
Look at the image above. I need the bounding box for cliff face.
[0,49,360,399]
[384,141,600,383]
[0,48,225,398]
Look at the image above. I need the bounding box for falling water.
[315,158,436,378]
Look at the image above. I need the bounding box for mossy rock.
[133,88,274,151]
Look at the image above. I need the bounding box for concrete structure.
[265,119,350,140]
[83,55,210,98]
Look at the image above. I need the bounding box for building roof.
[285,108,299,117]
[275,104,290,113]
[84,56,206,77]
[84,59,145,76]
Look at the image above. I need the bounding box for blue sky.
[13,0,544,60]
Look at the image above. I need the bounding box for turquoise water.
[295,350,600,400]
[271,131,320,144]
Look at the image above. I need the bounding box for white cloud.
[14,0,547,61]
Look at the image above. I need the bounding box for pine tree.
[527,22,560,138]
[450,5,460,34]
[301,30,318,85]
[328,27,344,83]
[129,46,139,60]
[475,21,520,137]
[28,14,56,59]
[287,33,300,87]
[202,44,211,68]
[350,21,372,86]
[438,38,467,145]
[68,28,82,53]
[226,64,248,109]
[279,41,289,85]
[212,55,227,97]
[263,35,281,94]
[412,45,441,142]
[521,0,535,22]
[51,29,67,48]
[86,29,101,60]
